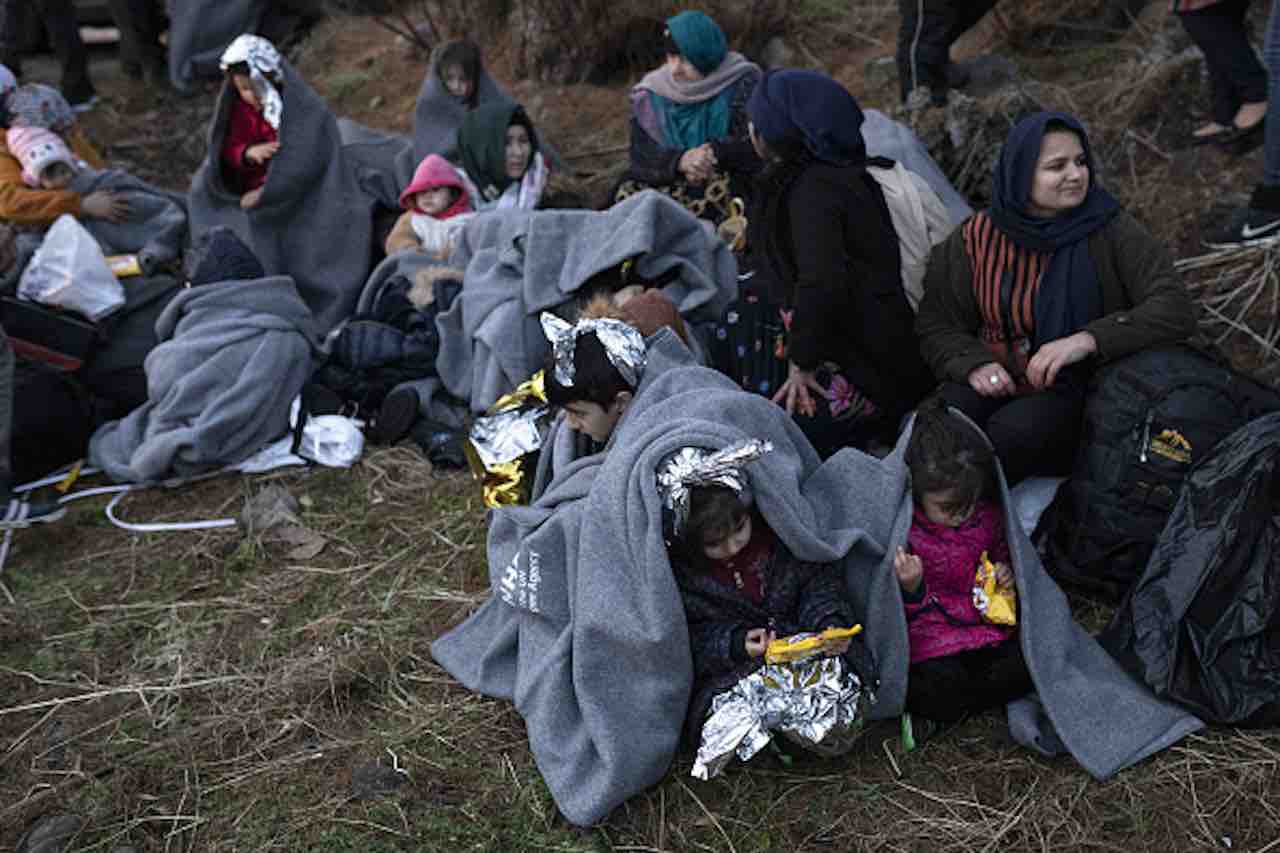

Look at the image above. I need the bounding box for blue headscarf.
[656,11,733,151]
[666,11,727,75]
[989,111,1119,355]
[746,69,867,166]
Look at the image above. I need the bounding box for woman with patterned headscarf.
[0,77,127,226]
[616,10,761,225]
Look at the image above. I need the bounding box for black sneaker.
[1204,206,1280,249]
[369,386,419,445]
[0,496,66,530]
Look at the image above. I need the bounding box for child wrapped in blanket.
[6,126,187,275]
[384,153,475,258]
[219,35,283,211]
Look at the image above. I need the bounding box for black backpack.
[1042,345,1280,601]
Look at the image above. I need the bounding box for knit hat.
[665,11,728,75]
[399,153,472,217]
[6,83,74,133]
[5,126,78,188]
[183,226,265,286]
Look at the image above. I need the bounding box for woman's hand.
[772,362,825,417]
[744,627,776,659]
[678,144,715,184]
[245,141,280,166]
[1026,331,1096,390]
[894,546,923,594]
[81,191,130,223]
[967,362,1015,398]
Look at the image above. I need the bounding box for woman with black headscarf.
[744,69,933,457]
[915,111,1197,484]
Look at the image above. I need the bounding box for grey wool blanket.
[70,168,187,272]
[88,275,320,484]
[434,191,738,415]
[413,43,515,163]
[863,108,972,224]
[166,0,267,94]
[336,118,417,214]
[188,58,384,335]
[432,352,888,826]
[839,413,1203,777]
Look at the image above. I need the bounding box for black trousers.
[106,0,165,74]
[0,0,94,102]
[937,381,1085,486]
[896,0,1000,101]
[1178,0,1268,126]
[906,637,1033,723]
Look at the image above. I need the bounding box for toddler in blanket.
[219,35,284,211]
[385,154,475,259]
[657,439,865,747]
[894,398,1033,751]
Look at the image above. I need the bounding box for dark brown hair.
[905,398,995,517]
[670,485,749,572]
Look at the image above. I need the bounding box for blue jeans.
[1264,0,1280,185]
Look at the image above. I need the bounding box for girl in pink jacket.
[893,399,1032,748]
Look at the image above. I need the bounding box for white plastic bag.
[297,415,364,468]
[19,214,124,321]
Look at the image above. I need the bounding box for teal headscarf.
[657,11,732,151]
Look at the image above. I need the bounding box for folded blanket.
[436,191,738,415]
[863,108,971,224]
[188,58,384,334]
[69,168,187,272]
[166,0,267,94]
[88,275,320,483]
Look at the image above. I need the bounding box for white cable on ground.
[104,490,237,533]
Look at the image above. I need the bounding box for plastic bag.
[19,214,124,321]
[972,550,1017,626]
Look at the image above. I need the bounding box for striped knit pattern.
[962,211,1049,374]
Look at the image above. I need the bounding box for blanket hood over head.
[435,190,738,414]
[88,275,320,483]
[188,56,381,334]
[433,364,888,825]
[413,41,515,163]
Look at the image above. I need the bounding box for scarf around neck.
[989,111,1119,358]
[634,53,759,151]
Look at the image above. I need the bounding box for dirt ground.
[3,2,1279,851]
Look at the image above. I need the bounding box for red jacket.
[222,98,277,193]
[903,500,1014,665]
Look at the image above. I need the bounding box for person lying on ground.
[915,111,1198,484]
[658,440,864,746]
[0,76,127,227]
[6,125,185,273]
[455,101,549,211]
[220,35,283,211]
[893,398,1031,750]
[385,153,474,258]
[616,10,761,226]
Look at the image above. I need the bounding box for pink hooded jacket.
[399,153,471,219]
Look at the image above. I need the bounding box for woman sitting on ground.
[0,74,128,227]
[455,101,549,211]
[915,111,1197,485]
[744,69,934,457]
[615,10,761,225]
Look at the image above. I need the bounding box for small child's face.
[919,489,976,528]
[231,73,261,111]
[562,398,624,444]
[702,513,752,562]
[414,186,454,216]
[38,162,75,190]
[504,123,533,180]
[442,64,473,100]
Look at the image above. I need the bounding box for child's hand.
[240,188,264,209]
[894,546,923,594]
[826,637,852,656]
[994,561,1013,587]
[744,627,775,659]
[245,141,280,165]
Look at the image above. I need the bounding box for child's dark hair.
[905,398,995,515]
[225,61,281,88]
[670,485,748,572]
[437,40,481,90]
[543,329,633,409]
